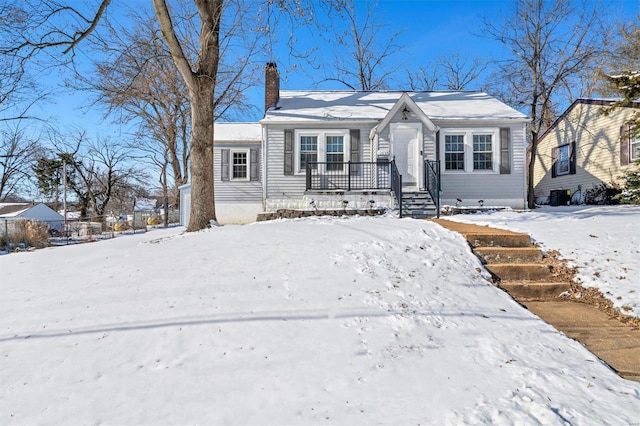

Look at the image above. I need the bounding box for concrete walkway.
[431,218,640,382]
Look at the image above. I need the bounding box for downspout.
[262,125,267,212]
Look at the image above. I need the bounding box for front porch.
[305,160,441,218]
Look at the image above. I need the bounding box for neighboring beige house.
[534,99,639,204]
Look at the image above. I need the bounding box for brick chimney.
[265,62,280,112]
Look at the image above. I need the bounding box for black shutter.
[551,146,558,178]
[350,129,360,175]
[499,127,511,174]
[621,125,630,166]
[221,149,230,181]
[569,141,577,175]
[250,149,259,181]
[350,129,360,162]
[284,129,294,175]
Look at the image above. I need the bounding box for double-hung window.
[445,135,465,170]
[473,134,493,170]
[325,135,344,171]
[441,129,499,173]
[300,136,318,172]
[556,144,570,176]
[295,130,349,174]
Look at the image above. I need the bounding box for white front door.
[391,124,421,188]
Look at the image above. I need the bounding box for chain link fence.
[1,209,180,254]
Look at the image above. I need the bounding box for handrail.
[390,160,402,218]
[425,160,441,218]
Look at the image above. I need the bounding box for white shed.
[0,203,65,230]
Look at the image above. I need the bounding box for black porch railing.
[390,160,402,218]
[424,159,441,218]
[306,161,399,191]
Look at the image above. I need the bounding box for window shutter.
[621,125,630,166]
[250,148,259,181]
[350,129,360,162]
[499,127,511,174]
[284,129,294,175]
[221,149,230,181]
[569,141,577,175]
[350,129,360,175]
[551,146,558,178]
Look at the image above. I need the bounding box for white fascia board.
[434,118,530,127]
[259,119,379,126]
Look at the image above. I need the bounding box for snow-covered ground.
[446,205,640,318]
[1,215,639,425]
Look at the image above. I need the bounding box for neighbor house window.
[444,134,465,170]
[473,134,493,171]
[232,150,248,180]
[556,144,570,175]
[632,129,640,162]
[296,130,349,174]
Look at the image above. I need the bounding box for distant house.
[533,99,640,204]
[0,203,65,230]
[181,63,529,225]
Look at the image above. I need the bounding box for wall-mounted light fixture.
[401,106,410,120]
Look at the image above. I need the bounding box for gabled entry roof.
[375,92,438,135]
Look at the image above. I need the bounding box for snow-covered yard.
[1,214,639,424]
[446,205,640,318]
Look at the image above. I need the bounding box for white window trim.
[294,129,350,175]
[230,149,250,181]
[439,128,500,174]
[631,128,640,162]
[556,144,570,176]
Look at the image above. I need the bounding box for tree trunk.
[187,78,216,231]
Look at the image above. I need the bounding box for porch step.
[401,191,437,219]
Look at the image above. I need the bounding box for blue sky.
[31,0,638,134]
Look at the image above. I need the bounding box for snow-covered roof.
[214,122,261,141]
[261,91,528,123]
[0,203,32,217]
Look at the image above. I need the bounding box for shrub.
[0,220,50,250]
[614,162,640,204]
[584,182,622,205]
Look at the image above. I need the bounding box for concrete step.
[465,233,532,248]
[474,246,543,264]
[498,281,572,299]
[486,263,554,281]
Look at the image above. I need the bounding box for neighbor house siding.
[213,143,262,202]
[534,102,638,201]
[438,123,526,207]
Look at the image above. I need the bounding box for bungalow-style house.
[533,99,640,205]
[0,203,65,230]
[181,63,529,225]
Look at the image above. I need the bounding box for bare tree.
[49,131,147,220]
[482,0,608,209]
[1,0,338,231]
[0,126,40,201]
[408,52,488,91]
[320,1,401,90]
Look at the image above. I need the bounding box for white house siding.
[264,123,377,211]
[534,102,638,203]
[438,123,527,209]
[213,143,263,224]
